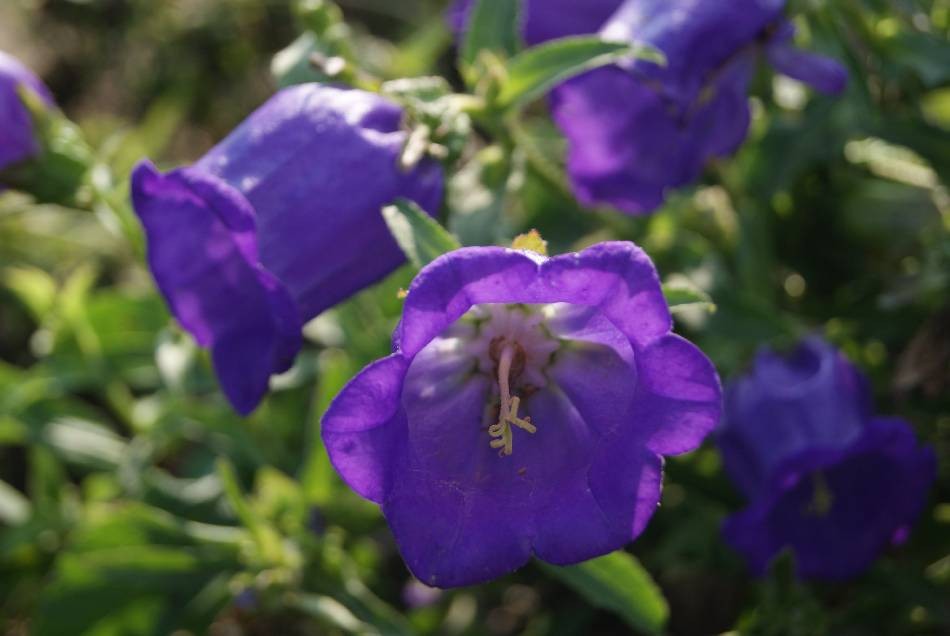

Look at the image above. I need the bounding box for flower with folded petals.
[450,0,847,215]
[717,337,936,580]
[0,50,55,174]
[131,84,443,414]
[322,241,721,587]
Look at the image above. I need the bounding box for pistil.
[488,341,537,456]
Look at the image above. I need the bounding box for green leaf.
[300,349,355,506]
[288,593,377,634]
[663,281,717,315]
[460,0,521,69]
[34,545,238,636]
[448,145,514,246]
[271,32,345,88]
[539,551,669,635]
[496,36,663,111]
[0,479,30,525]
[2,266,57,320]
[42,417,127,471]
[382,198,461,270]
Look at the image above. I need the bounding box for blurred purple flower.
[322,242,721,587]
[131,84,443,415]
[448,0,623,46]
[450,0,847,215]
[0,51,55,173]
[717,338,936,580]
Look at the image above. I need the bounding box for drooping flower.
[717,338,936,580]
[450,0,847,215]
[131,84,443,415]
[448,0,623,47]
[322,241,721,587]
[0,50,55,174]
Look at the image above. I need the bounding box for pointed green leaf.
[460,0,521,69]
[663,281,717,315]
[382,198,461,270]
[496,36,663,111]
[539,551,669,634]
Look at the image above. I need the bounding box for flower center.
[488,340,538,457]
[802,472,835,517]
[455,304,561,457]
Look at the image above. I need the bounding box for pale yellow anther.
[489,342,538,457]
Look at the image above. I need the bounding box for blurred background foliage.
[0,0,948,634]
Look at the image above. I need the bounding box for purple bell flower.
[0,51,55,173]
[717,338,936,580]
[322,242,721,587]
[450,1,847,215]
[448,0,624,46]
[131,84,443,415]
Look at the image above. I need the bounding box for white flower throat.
[457,304,561,457]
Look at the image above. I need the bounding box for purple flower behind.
[131,84,443,415]
[450,0,847,215]
[448,0,623,46]
[322,242,721,587]
[0,51,55,173]
[554,0,848,214]
[717,338,936,580]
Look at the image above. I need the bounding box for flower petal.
[717,337,870,499]
[384,465,534,588]
[768,44,848,95]
[397,242,671,357]
[196,84,444,321]
[0,51,55,171]
[551,59,753,215]
[322,354,410,503]
[635,334,723,455]
[130,160,300,415]
[528,389,663,564]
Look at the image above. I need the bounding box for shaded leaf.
[382,198,461,270]
[496,37,662,111]
[539,551,669,635]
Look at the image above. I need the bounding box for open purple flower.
[0,50,55,173]
[717,338,936,580]
[322,242,721,587]
[451,0,846,215]
[131,84,443,415]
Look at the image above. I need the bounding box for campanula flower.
[448,0,623,46]
[451,0,847,215]
[131,84,443,415]
[0,50,54,173]
[717,338,936,580]
[322,241,721,587]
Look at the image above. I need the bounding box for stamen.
[489,341,538,456]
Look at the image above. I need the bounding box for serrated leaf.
[382,199,461,270]
[540,551,669,635]
[460,0,521,70]
[663,281,717,315]
[496,36,662,111]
